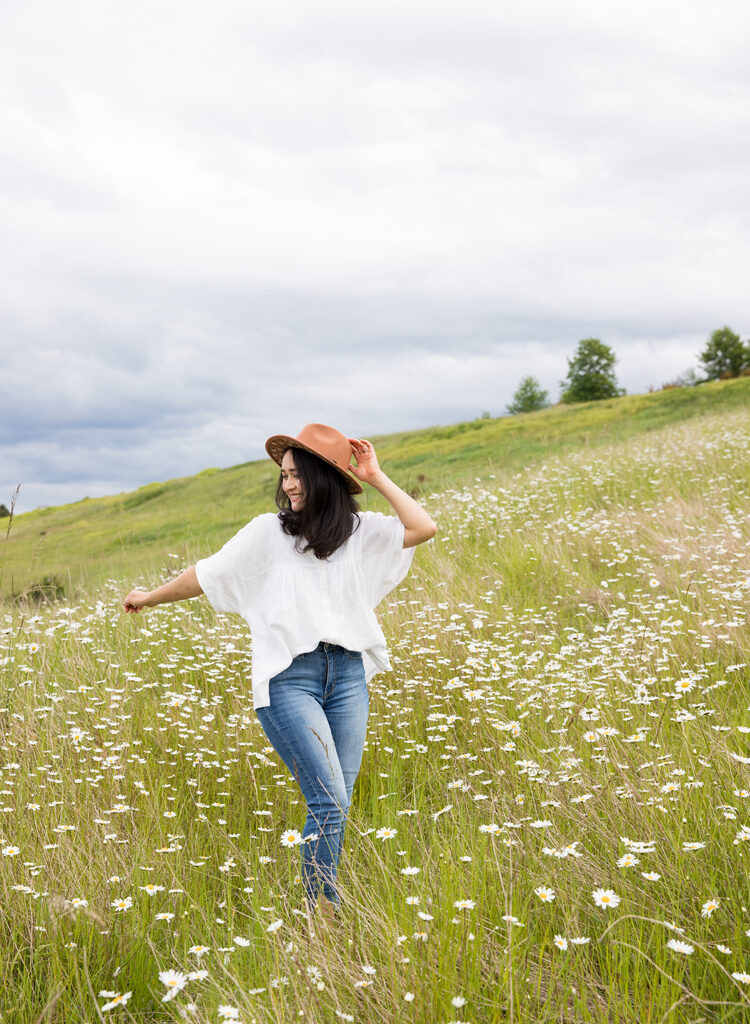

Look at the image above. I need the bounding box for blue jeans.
[256,641,369,907]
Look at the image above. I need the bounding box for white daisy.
[158,970,189,1002]
[592,888,620,909]
[100,992,132,1011]
[534,886,555,902]
[667,939,694,954]
[617,853,639,868]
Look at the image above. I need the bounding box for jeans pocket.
[343,648,363,660]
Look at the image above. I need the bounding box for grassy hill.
[2,377,749,606]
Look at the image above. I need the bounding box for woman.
[123,423,436,930]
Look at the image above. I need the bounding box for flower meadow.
[1,407,749,1023]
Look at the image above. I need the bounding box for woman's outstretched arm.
[348,438,437,548]
[122,565,204,613]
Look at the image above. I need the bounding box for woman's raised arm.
[122,565,204,613]
[347,438,437,548]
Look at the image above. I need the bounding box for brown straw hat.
[265,423,363,495]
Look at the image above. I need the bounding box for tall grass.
[0,403,749,1022]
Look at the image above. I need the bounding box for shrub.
[507,376,550,415]
[18,576,66,604]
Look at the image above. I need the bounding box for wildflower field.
[1,401,750,1023]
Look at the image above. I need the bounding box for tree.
[560,338,624,403]
[506,376,550,415]
[698,326,750,380]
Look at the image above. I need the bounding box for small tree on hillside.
[698,326,750,380]
[560,338,624,403]
[506,376,550,415]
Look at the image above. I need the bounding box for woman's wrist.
[367,469,390,490]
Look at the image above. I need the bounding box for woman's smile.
[281,450,305,509]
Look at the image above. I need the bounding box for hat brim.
[265,435,363,495]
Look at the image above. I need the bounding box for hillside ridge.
[2,377,749,603]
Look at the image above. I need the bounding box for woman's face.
[281,450,305,510]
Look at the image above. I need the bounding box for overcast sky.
[3,0,749,514]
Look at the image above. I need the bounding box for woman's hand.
[122,589,153,613]
[122,568,203,613]
[348,438,384,486]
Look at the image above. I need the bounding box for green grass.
[0,381,749,1021]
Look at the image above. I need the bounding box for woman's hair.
[275,446,361,559]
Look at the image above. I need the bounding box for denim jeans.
[256,641,369,907]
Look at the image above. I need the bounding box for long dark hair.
[275,446,361,559]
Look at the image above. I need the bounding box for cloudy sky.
[3,0,749,514]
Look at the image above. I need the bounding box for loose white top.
[195,510,416,709]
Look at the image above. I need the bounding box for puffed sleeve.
[195,516,263,615]
[358,510,416,607]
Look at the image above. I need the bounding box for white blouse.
[195,510,416,709]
